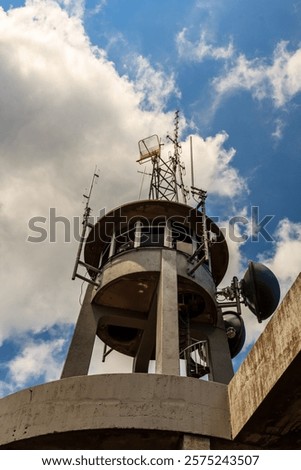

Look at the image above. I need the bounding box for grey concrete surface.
[155,250,179,375]
[0,374,230,449]
[229,273,301,449]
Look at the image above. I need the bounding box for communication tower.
[61,111,280,441]
[0,112,287,450]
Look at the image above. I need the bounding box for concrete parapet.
[229,273,301,448]
[0,374,230,449]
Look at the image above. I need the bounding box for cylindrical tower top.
[84,199,229,286]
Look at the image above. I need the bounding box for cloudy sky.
[0,0,300,396]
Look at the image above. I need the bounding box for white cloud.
[180,132,247,198]
[126,55,180,113]
[57,0,85,19]
[0,1,175,343]
[86,0,107,17]
[272,118,285,141]
[89,338,132,375]
[0,381,15,399]
[214,41,301,108]
[176,28,234,62]
[258,218,301,296]
[2,338,65,393]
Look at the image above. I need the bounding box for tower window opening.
[140,224,165,247]
[98,226,135,269]
[171,221,192,244]
[115,227,135,253]
[98,242,111,269]
[171,221,193,255]
[178,292,205,318]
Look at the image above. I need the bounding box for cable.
[78,276,86,305]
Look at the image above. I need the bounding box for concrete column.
[61,284,99,378]
[133,293,157,373]
[155,249,180,375]
[182,434,211,450]
[202,323,234,384]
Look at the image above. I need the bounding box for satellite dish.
[223,311,246,358]
[241,261,280,322]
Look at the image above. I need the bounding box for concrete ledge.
[0,374,230,448]
[229,273,301,448]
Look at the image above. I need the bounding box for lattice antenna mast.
[187,186,212,276]
[137,111,188,203]
[166,110,188,204]
[72,167,101,286]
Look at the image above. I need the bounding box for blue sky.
[0,0,301,396]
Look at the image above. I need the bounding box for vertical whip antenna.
[72,167,100,286]
[190,135,195,188]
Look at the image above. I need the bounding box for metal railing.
[180,340,210,379]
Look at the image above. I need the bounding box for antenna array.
[138,111,189,203]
